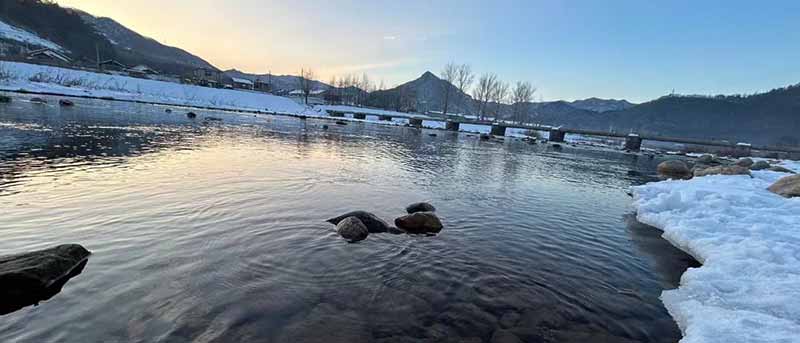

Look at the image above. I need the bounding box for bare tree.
[491,80,509,121]
[297,68,315,105]
[455,64,474,114]
[472,73,497,121]
[439,62,458,115]
[511,81,536,123]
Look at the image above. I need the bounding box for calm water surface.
[0,94,697,343]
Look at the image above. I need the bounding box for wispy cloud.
[383,35,397,40]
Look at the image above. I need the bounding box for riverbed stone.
[499,311,521,329]
[769,166,796,174]
[405,202,436,214]
[491,329,524,343]
[336,217,369,242]
[436,302,498,339]
[768,174,800,198]
[394,212,443,234]
[0,244,90,314]
[693,165,751,177]
[656,160,691,179]
[30,97,46,103]
[735,157,754,167]
[750,160,770,170]
[58,99,74,106]
[276,303,371,343]
[327,210,391,233]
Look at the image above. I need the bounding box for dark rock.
[480,133,491,140]
[0,244,91,315]
[322,125,329,130]
[336,120,348,126]
[768,174,800,198]
[30,97,47,104]
[394,212,443,234]
[491,330,524,343]
[428,133,437,137]
[204,117,222,121]
[657,160,691,179]
[548,330,639,343]
[735,157,754,167]
[336,217,369,242]
[696,154,715,164]
[751,160,770,170]
[693,165,751,177]
[0,95,11,103]
[165,108,172,113]
[326,210,391,233]
[551,143,562,148]
[186,112,197,119]
[769,166,796,174]
[298,115,307,120]
[405,202,436,214]
[58,99,74,106]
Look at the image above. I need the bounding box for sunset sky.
[57,0,800,102]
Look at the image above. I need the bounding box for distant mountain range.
[0,1,798,147]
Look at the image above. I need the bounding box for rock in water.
[657,160,691,179]
[769,166,796,174]
[58,99,74,107]
[186,112,197,119]
[693,165,751,177]
[0,244,90,314]
[750,160,770,170]
[696,154,715,164]
[394,212,443,234]
[30,97,47,104]
[165,108,172,113]
[735,157,754,167]
[336,217,369,242]
[326,211,391,233]
[768,174,800,198]
[0,95,12,103]
[406,202,436,214]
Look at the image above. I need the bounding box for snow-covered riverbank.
[632,162,800,342]
[0,61,311,114]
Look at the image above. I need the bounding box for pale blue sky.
[61,0,800,102]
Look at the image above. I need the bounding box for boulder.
[768,174,800,198]
[326,210,391,233]
[394,212,443,234]
[693,165,751,177]
[735,157,754,167]
[0,244,90,314]
[405,202,436,214]
[657,160,691,179]
[336,217,369,242]
[696,154,715,164]
[186,112,197,119]
[769,166,796,174]
[58,99,74,107]
[751,160,770,170]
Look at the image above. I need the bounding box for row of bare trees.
[440,62,536,123]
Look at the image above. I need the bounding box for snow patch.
[632,165,800,343]
[0,19,64,51]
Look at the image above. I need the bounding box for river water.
[0,94,697,343]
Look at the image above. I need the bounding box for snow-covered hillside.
[0,19,64,51]
[633,164,800,343]
[0,61,310,114]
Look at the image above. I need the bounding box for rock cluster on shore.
[656,154,799,198]
[326,202,443,242]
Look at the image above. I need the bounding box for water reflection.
[0,94,695,342]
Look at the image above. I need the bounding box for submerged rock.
[30,97,47,104]
[491,330,524,343]
[480,133,491,140]
[0,95,12,103]
[735,157,754,167]
[750,160,770,170]
[335,120,348,126]
[0,244,90,314]
[394,212,443,234]
[657,160,691,179]
[58,99,74,107]
[327,211,391,233]
[405,202,436,214]
[693,165,751,178]
[165,108,172,113]
[336,217,369,242]
[186,112,197,119]
[768,174,800,198]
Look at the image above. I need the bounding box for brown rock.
[657,160,691,179]
[394,212,443,234]
[335,217,369,242]
[768,174,800,198]
[693,165,751,177]
[405,202,436,214]
[327,210,391,233]
[735,157,754,167]
[750,160,770,170]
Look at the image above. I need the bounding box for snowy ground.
[315,104,433,119]
[0,19,64,51]
[632,165,800,342]
[0,61,311,114]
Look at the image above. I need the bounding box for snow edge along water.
[631,163,800,343]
